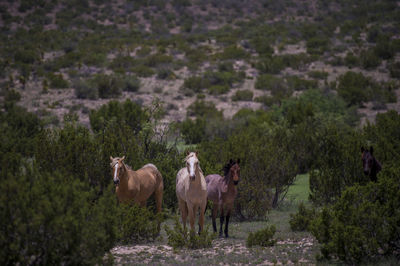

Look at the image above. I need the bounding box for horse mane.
[223,160,236,177]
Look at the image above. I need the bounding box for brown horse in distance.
[361,147,382,182]
[205,159,240,238]
[110,156,163,213]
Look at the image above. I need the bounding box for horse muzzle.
[234,180,239,185]
[189,175,196,181]
[114,179,120,185]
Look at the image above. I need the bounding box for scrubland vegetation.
[1,0,400,264]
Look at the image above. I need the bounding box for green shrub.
[0,167,118,265]
[208,84,230,95]
[307,71,328,80]
[218,45,249,60]
[47,73,69,89]
[131,65,155,77]
[344,52,359,68]
[255,74,284,91]
[360,49,381,69]
[232,90,253,101]
[337,71,370,106]
[246,225,276,247]
[89,99,148,134]
[92,74,122,98]
[255,56,285,74]
[164,216,214,249]
[73,78,98,99]
[286,76,317,91]
[122,74,141,92]
[388,61,400,78]
[306,36,329,55]
[116,203,162,244]
[310,172,400,264]
[289,202,316,231]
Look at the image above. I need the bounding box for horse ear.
[195,151,198,156]
[229,159,233,164]
[370,147,373,154]
[361,147,365,153]
[121,156,125,161]
[237,158,240,164]
[186,150,190,156]
[110,156,114,161]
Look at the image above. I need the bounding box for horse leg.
[178,199,188,231]
[187,203,196,233]
[198,201,206,235]
[211,203,218,233]
[155,186,163,214]
[219,206,224,238]
[224,207,232,238]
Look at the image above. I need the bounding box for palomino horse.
[110,156,163,213]
[205,159,240,238]
[176,152,207,234]
[361,147,382,182]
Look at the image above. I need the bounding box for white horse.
[176,152,207,233]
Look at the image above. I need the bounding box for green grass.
[286,174,310,204]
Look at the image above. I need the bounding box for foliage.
[73,78,98,99]
[310,172,400,264]
[89,99,148,134]
[337,71,370,106]
[164,216,215,249]
[246,225,276,247]
[116,203,162,244]
[92,74,123,98]
[232,89,253,101]
[0,166,118,265]
[46,72,69,89]
[289,202,316,231]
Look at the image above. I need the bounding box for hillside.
[0,0,399,127]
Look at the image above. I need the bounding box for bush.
[306,36,329,55]
[344,51,359,68]
[47,73,69,89]
[92,74,122,98]
[246,225,276,247]
[208,84,230,95]
[122,74,141,92]
[310,172,400,264]
[388,61,400,78]
[73,78,98,99]
[116,203,162,244]
[89,99,148,134]
[232,90,253,101]
[337,71,370,106]
[0,167,118,265]
[360,49,381,69]
[289,203,316,231]
[307,71,328,80]
[164,216,215,249]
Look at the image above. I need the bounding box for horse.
[176,152,207,234]
[110,156,163,213]
[361,147,382,182]
[205,159,240,238]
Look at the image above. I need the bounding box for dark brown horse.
[205,159,240,238]
[361,147,382,182]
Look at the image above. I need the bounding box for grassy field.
[111,174,323,265]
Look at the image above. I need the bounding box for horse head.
[110,156,125,185]
[185,151,199,181]
[361,147,375,176]
[224,159,240,185]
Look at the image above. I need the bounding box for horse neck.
[224,172,236,190]
[192,167,204,187]
[119,163,132,188]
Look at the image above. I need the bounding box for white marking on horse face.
[113,162,119,184]
[186,156,197,180]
